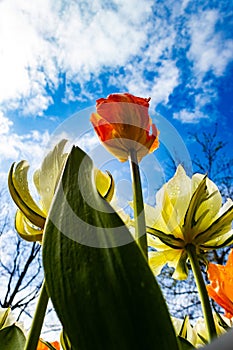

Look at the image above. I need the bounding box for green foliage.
[178,336,195,350]
[43,146,179,350]
[0,325,26,349]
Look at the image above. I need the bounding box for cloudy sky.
[0,0,233,188]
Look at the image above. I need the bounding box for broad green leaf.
[0,325,26,349]
[43,146,179,350]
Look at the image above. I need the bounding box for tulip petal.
[144,204,170,233]
[184,176,211,240]
[147,226,184,249]
[191,174,222,232]
[148,249,176,276]
[207,252,233,318]
[195,203,233,245]
[94,169,114,202]
[166,165,192,224]
[33,139,68,215]
[217,198,233,217]
[156,184,184,239]
[202,230,233,249]
[172,250,188,280]
[8,163,46,228]
[148,248,186,279]
[15,210,43,242]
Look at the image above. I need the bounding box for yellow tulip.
[172,313,232,348]
[8,140,114,242]
[146,165,233,279]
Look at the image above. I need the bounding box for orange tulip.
[207,249,233,318]
[37,339,60,349]
[90,93,159,162]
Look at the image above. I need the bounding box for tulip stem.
[129,149,148,259]
[186,244,217,342]
[24,280,49,350]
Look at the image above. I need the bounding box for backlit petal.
[33,139,68,214]
[207,251,233,318]
[192,174,222,232]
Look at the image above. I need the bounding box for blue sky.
[0,0,232,339]
[0,0,233,196]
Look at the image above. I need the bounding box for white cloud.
[0,0,154,115]
[0,112,50,175]
[187,9,233,77]
[0,0,232,125]
[173,109,207,123]
[0,111,13,134]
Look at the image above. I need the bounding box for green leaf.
[0,325,26,349]
[60,330,74,350]
[43,146,179,350]
[177,336,196,350]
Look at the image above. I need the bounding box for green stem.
[186,244,217,342]
[129,149,148,259]
[24,280,49,350]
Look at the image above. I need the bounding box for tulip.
[146,164,233,341]
[37,339,60,350]
[90,93,159,162]
[146,165,233,280]
[207,249,233,319]
[8,140,114,242]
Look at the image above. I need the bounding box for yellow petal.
[196,203,233,246]
[166,165,192,223]
[217,198,233,217]
[171,250,188,280]
[156,184,184,239]
[183,176,208,240]
[8,162,46,228]
[15,210,43,242]
[94,169,114,202]
[202,229,233,249]
[147,227,184,249]
[191,174,222,233]
[148,248,184,278]
[33,139,68,214]
[147,233,173,250]
[144,203,170,233]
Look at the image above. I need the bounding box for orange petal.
[37,340,60,350]
[207,250,233,318]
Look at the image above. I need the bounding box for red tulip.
[90,93,159,162]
